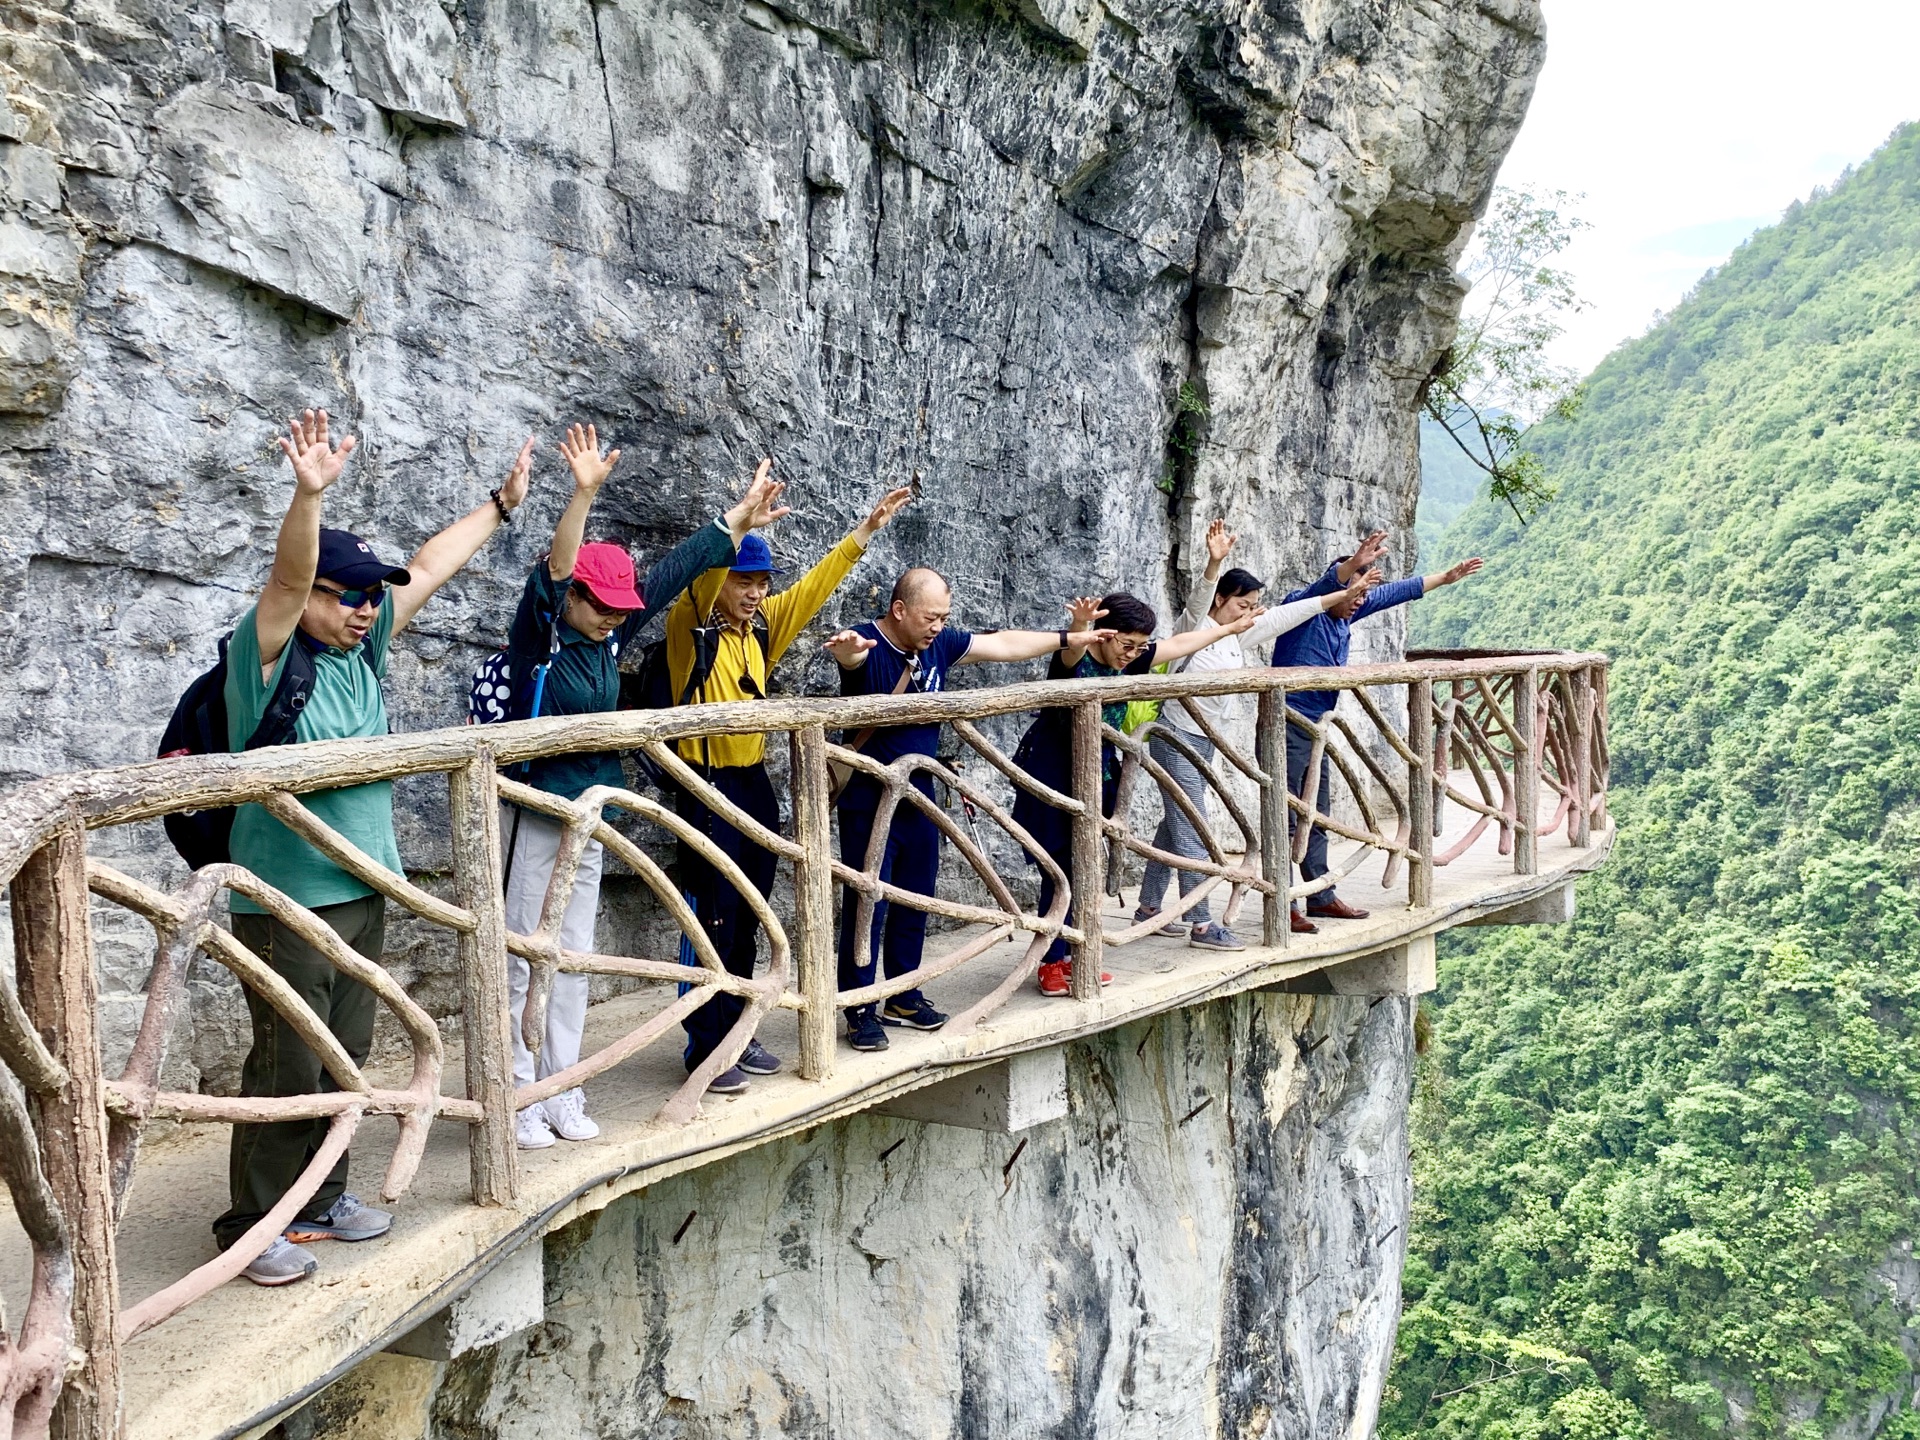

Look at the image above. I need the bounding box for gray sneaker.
[243,1236,318,1287]
[284,1192,392,1244]
[1189,922,1247,952]
[1134,906,1189,938]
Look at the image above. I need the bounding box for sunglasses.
[313,580,386,609]
[570,586,632,619]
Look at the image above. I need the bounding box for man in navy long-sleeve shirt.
[1269,530,1484,926]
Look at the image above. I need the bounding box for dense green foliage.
[1388,124,1920,1438]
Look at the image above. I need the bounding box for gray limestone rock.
[340,0,468,130]
[140,84,370,320]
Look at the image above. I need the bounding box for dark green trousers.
[213,894,384,1249]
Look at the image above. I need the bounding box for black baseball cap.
[317,528,411,588]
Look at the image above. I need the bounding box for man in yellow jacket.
[665,483,912,1093]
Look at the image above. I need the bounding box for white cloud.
[1493,0,1920,376]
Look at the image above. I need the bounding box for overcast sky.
[1495,0,1920,378]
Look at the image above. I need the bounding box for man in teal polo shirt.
[215,407,532,1287]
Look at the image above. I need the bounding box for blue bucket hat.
[730,533,786,574]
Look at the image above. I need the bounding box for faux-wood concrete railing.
[0,648,1608,1440]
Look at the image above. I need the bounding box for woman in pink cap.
[497,425,788,1150]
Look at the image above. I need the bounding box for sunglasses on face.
[570,587,631,620]
[313,581,386,610]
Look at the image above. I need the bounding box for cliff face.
[285,993,1414,1440]
[0,0,1539,1081]
[2,3,1535,1431]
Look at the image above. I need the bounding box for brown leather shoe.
[1290,907,1319,934]
[1306,896,1370,920]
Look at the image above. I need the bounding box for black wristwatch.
[1057,628,1068,649]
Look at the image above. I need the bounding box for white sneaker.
[515,1106,555,1150]
[543,1088,600,1142]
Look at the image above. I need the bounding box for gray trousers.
[1138,729,1216,925]
[500,803,605,1089]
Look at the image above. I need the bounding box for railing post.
[448,750,518,1207]
[1069,700,1106,999]
[1568,667,1593,848]
[13,814,121,1440]
[1256,688,1289,949]
[1591,661,1610,831]
[792,726,837,1080]
[1513,669,1540,875]
[1408,679,1434,907]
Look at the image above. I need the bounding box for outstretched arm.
[548,423,619,580]
[1182,518,1235,628]
[1421,556,1484,592]
[1337,529,1389,585]
[391,438,533,633]
[960,628,1115,664]
[824,629,877,669]
[1155,609,1263,664]
[257,409,356,667]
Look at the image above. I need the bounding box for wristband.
[1058,628,1068,649]
[490,488,512,524]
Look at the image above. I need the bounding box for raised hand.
[1062,627,1120,650]
[1438,556,1485,587]
[824,628,877,666]
[726,458,791,538]
[1205,517,1237,564]
[1351,528,1389,571]
[1225,604,1267,634]
[1329,566,1381,620]
[855,485,914,541]
[278,408,357,494]
[1065,595,1109,631]
[558,423,619,494]
[498,436,535,513]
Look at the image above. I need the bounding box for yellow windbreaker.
[665,533,868,767]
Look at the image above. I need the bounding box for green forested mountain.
[1388,124,1920,1438]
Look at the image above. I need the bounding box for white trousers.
[500,803,605,1088]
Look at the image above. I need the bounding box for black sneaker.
[705,1065,751,1095]
[738,1039,783,1076]
[882,993,948,1031]
[847,1010,890,1052]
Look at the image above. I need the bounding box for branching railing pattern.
[0,650,1607,1440]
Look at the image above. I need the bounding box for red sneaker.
[1038,961,1113,996]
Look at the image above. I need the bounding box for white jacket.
[1164,566,1324,736]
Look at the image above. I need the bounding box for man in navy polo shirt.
[1269,529,1485,926]
[823,567,1111,1052]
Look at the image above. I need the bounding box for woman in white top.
[1135,520,1376,949]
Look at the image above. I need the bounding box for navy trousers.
[677,764,782,1066]
[836,776,941,1019]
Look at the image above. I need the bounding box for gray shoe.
[243,1236,318,1287]
[1189,922,1246,952]
[284,1192,392,1244]
[706,1065,751,1095]
[737,1039,783,1076]
[1134,906,1188,938]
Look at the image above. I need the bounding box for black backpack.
[157,631,376,869]
[618,621,772,789]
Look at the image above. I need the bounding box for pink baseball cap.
[572,542,644,611]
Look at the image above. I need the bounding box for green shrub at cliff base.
[1386,121,1920,1439]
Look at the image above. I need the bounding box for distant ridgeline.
[1391,124,1920,1437]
